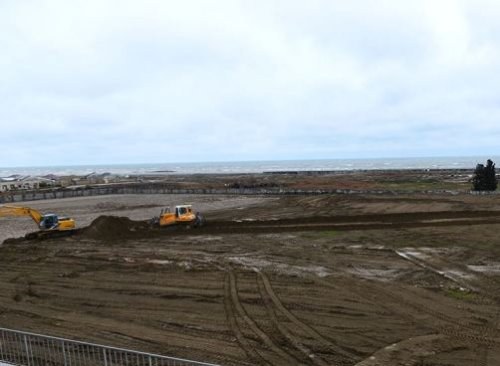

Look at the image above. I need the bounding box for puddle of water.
[259,233,297,239]
[186,235,223,241]
[400,250,430,260]
[347,245,363,249]
[346,267,399,282]
[147,259,172,265]
[228,256,330,277]
[445,269,475,280]
[396,249,477,287]
[348,245,387,250]
[468,264,500,274]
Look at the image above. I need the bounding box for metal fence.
[0,327,219,366]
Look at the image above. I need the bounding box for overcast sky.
[1,0,500,167]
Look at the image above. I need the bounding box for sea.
[0,156,498,177]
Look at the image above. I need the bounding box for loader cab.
[175,205,193,219]
[175,205,189,217]
[40,214,59,230]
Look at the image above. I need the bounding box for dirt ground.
[101,169,472,191]
[2,193,500,365]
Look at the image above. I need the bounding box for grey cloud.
[1,0,500,166]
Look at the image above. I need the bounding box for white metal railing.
[0,327,219,366]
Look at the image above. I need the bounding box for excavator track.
[25,230,76,241]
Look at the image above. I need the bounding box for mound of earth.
[2,236,27,245]
[79,216,152,241]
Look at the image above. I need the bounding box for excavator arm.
[0,205,44,226]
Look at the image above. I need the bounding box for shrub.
[472,159,498,191]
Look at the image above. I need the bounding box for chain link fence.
[0,327,219,366]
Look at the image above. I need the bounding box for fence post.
[23,334,31,366]
[103,348,108,366]
[0,330,3,360]
[62,341,68,366]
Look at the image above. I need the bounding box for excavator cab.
[40,214,59,230]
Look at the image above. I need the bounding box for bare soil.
[1,192,500,365]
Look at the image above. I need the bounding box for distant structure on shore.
[0,172,126,192]
[0,175,56,192]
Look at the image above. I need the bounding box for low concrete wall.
[0,182,494,204]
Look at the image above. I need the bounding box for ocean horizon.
[1,156,498,177]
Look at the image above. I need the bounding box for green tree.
[473,159,498,191]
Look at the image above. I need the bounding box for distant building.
[56,172,122,188]
[0,176,56,192]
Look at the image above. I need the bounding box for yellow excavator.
[0,205,76,240]
[151,205,205,228]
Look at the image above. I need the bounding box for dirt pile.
[2,236,27,245]
[79,216,152,241]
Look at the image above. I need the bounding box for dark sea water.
[1,156,498,177]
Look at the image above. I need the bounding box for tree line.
[473,159,498,191]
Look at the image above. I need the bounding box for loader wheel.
[193,214,205,228]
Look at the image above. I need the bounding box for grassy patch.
[445,288,478,301]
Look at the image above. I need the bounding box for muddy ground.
[104,169,473,191]
[1,193,500,365]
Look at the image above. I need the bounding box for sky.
[1,0,500,167]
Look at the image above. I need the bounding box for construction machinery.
[151,205,205,228]
[0,205,76,239]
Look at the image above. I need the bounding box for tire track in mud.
[437,256,500,366]
[318,278,499,348]
[478,346,490,366]
[481,307,500,366]
[395,250,482,293]
[0,302,231,362]
[225,271,299,365]
[258,271,357,365]
[395,252,500,332]
[371,285,499,347]
[354,334,451,366]
[481,309,500,366]
[396,252,500,365]
[255,273,330,366]
[423,253,500,303]
[223,273,269,365]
